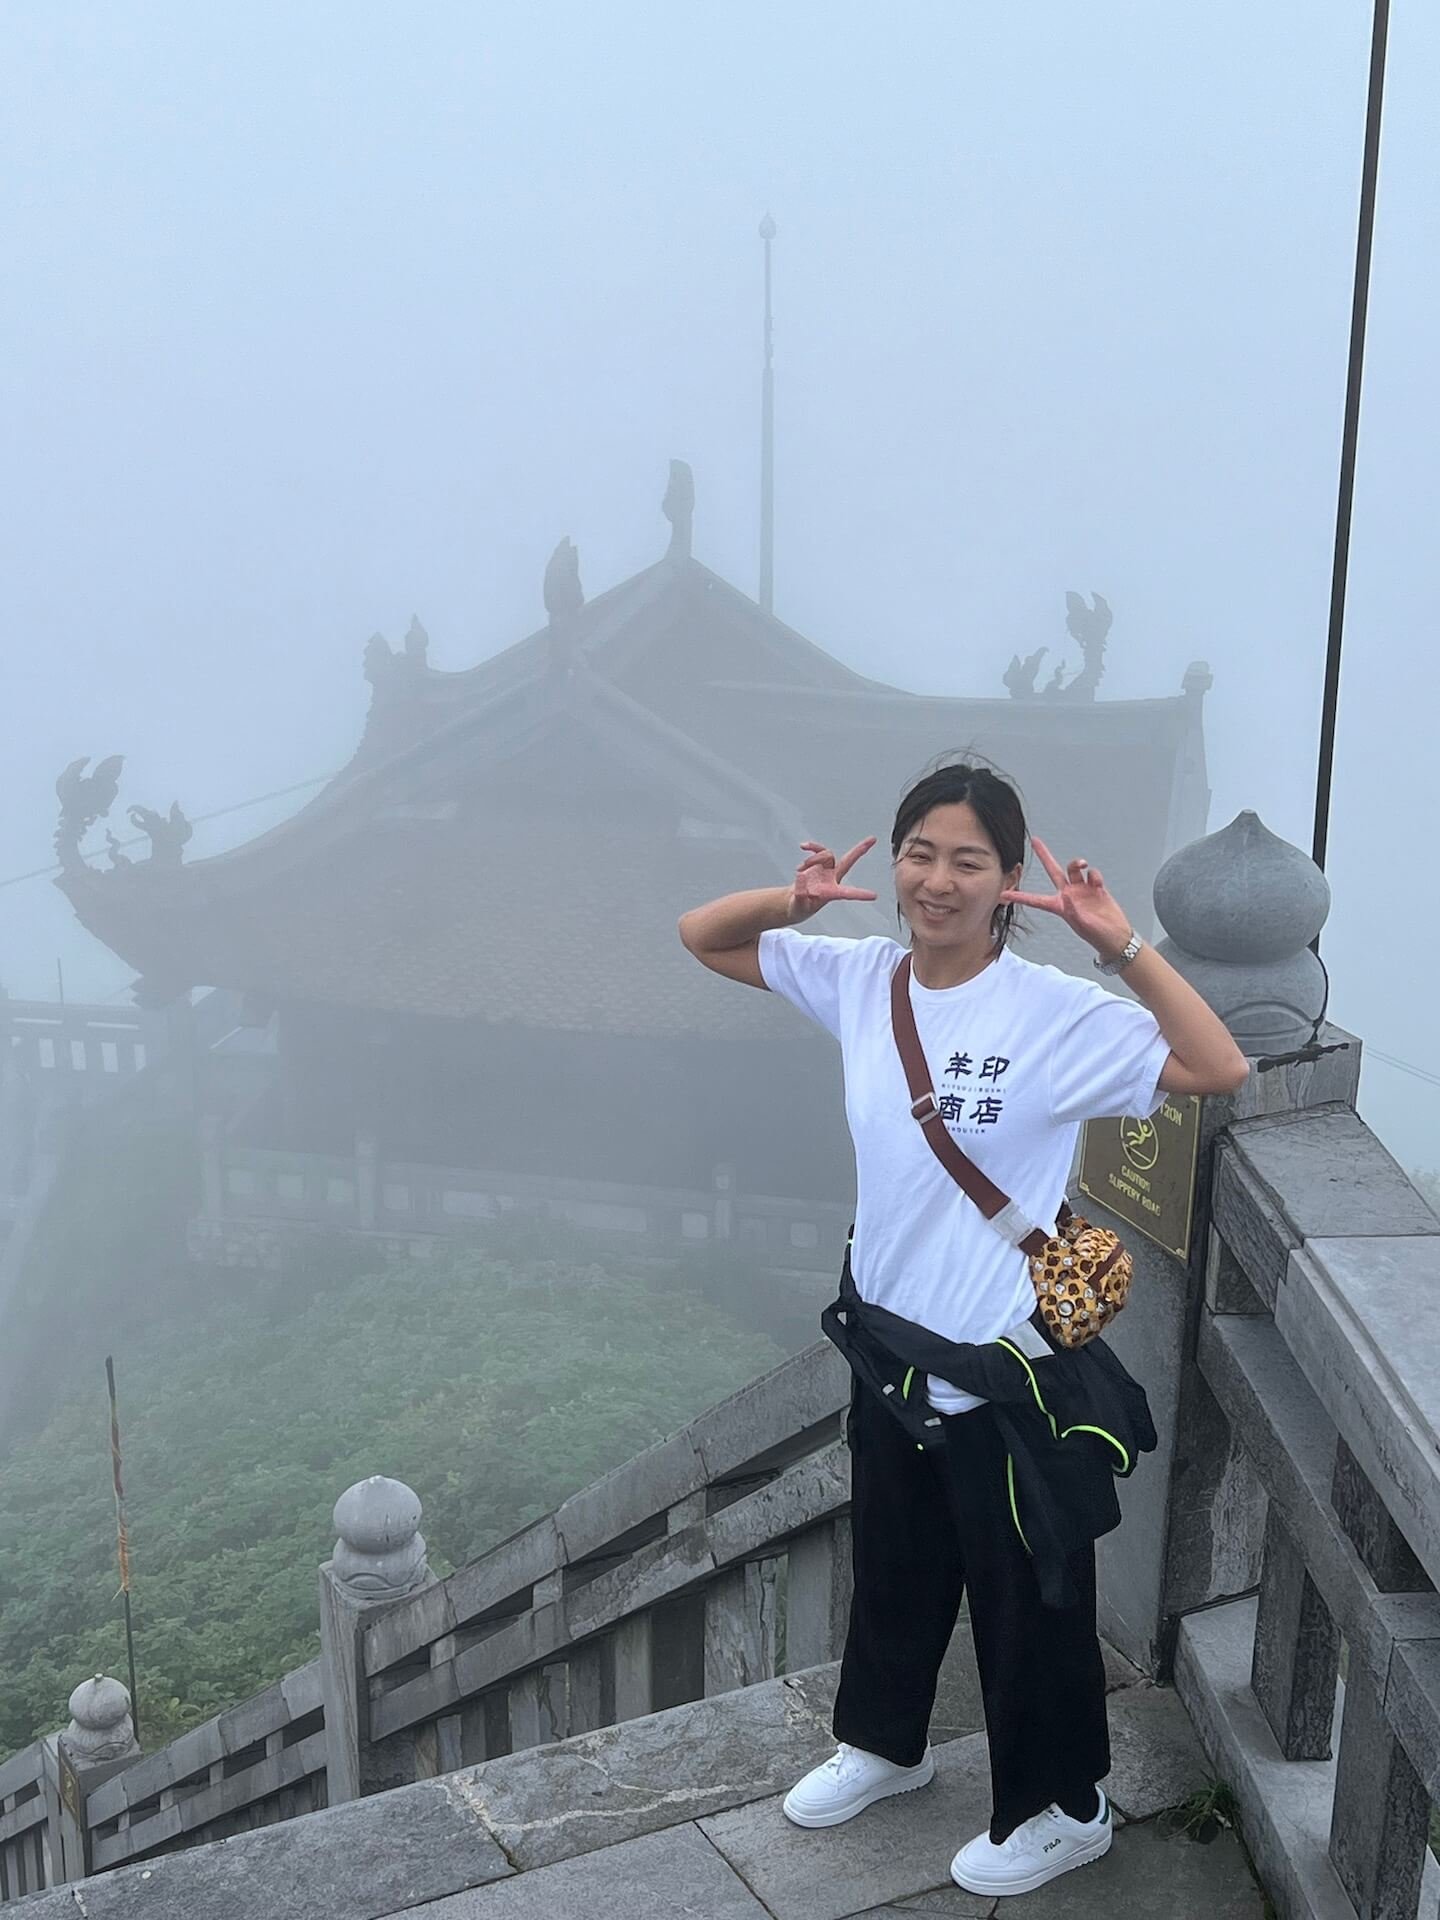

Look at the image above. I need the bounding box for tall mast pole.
[105,1356,141,1743]
[1312,0,1390,884]
[759,213,777,615]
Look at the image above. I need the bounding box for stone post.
[611,1613,655,1720]
[355,1130,379,1232]
[1151,811,1331,1058]
[712,1162,734,1244]
[46,1674,143,1882]
[135,1002,171,1077]
[785,1518,854,1669]
[0,997,36,1199]
[157,992,199,1116]
[59,1674,141,1767]
[1092,813,1361,1677]
[319,1476,433,1804]
[704,1561,779,1694]
[199,1112,224,1223]
[0,1104,74,1451]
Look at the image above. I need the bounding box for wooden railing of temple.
[1,1000,151,1086]
[190,1136,850,1281]
[1173,1103,1440,1920]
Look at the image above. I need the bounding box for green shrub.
[0,1242,781,1759]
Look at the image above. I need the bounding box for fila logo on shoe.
[951,1788,1113,1896]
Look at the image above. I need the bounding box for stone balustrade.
[80,1662,327,1873]
[342,1342,854,1787]
[15,1121,1438,1916]
[1175,1107,1440,1920]
[0,1738,51,1901]
[1,1663,327,1894]
[1,1674,143,1897]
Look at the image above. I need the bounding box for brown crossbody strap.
[888,953,1053,1260]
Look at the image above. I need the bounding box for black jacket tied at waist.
[821,1247,1156,1609]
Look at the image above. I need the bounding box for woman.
[677,761,1247,1898]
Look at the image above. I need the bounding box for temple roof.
[56,473,1210,1027]
[55,668,887,1032]
[65,811,817,1038]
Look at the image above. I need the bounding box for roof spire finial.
[663,459,694,560]
[543,537,584,624]
[758,213,777,615]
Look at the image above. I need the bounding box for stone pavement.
[15,1639,1268,1919]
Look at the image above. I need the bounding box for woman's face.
[893,802,1023,952]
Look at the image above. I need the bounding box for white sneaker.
[782,1742,935,1828]
[949,1788,1112,1895]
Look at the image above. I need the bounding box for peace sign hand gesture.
[1001,837,1134,960]
[787,838,879,923]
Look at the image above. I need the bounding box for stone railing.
[0,1736,54,1901]
[189,1138,850,1279]
[1,1000,151,1086]
[79,1662,327,1873]
[0,1343,853,1901]
[335,1342,852,1792]
[1,1665,324,1896]
[1,1676,146,1899]
[1172,1104,1440,1920]
[25,1119,1436,1917]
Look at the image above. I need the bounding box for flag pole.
[759,213,777,615]
[105,1356,141,1744]
[1311,0,1390,889]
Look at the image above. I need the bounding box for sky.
[1,0,1436,1170]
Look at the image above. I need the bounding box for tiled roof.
[81,811,828,1036]
[663,683,1200,940]
[339,558,885,782]
[59,547,1205,1022]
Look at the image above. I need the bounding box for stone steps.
[14,1652,1266,1919]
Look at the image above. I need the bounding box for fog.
[6,0,1440,1794]
[2,0,1436,1172]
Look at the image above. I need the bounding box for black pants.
[833,1380,1110,1842]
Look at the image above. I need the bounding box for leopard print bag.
[1028,1204,1132,1349]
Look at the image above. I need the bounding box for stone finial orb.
[1153,812,1331,1055]
[62,1674,140,1764]
[331,1475,431,1602]
[1153,811,1330,964]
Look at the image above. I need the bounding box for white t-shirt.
[758,930,1171,1413]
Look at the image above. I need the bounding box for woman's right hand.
[787,838,879,922]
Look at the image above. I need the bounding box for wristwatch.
[1094,930,1144,975]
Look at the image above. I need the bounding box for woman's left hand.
[1001,838,1134,961]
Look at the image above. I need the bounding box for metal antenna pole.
[1312,0,1390,884]
[759,214,777,614]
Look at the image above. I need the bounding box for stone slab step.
[11,1653,1261,1920]
[413,1727,1264,1920]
